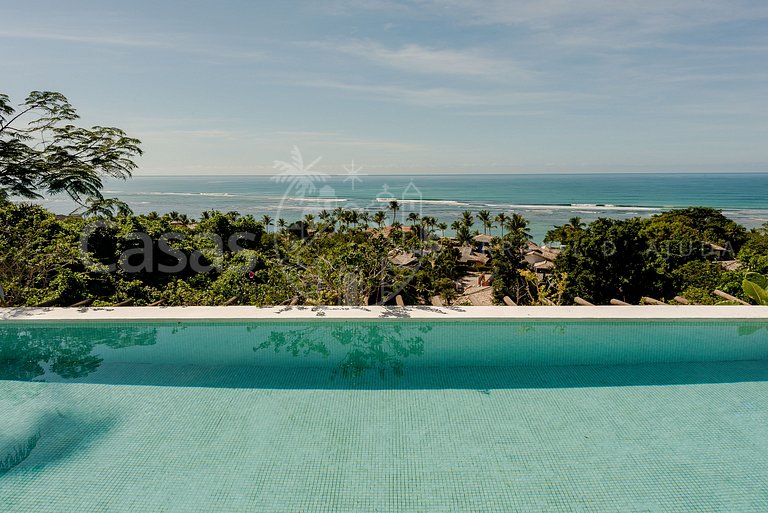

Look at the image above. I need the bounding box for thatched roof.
[457,247,489,265]
[708,242,727,252]
[170,221,198,229]
[377,225,416,238]
[524,240,540,251]
[524,244,560,262]
[719,260,742,271]
[473,234,494,244]
[538,247,560,262]
[389,252,418,266]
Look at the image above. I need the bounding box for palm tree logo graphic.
[343,160,364,191]
[272,145,327,198]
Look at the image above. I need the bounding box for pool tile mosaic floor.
[2,364,768,512]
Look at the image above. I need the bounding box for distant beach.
[31,173,768,241]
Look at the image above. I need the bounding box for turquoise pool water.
[1,320,768,512]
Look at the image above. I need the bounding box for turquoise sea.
[34,172,768,241]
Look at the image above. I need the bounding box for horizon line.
[127,170,768,178]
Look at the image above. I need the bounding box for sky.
[3,0,768,175]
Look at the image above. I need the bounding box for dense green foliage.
[548,208,750,304]
[0,202,466,307]
[1,201,765,306]
[743,272,768,305]
[738,225,768,275]
[1,91,141,212]
[490,232,537,305]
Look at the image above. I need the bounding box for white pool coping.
[1,305,767,322]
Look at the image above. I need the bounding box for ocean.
[33,173,768,242]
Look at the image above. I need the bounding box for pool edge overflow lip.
[2,305,768,322]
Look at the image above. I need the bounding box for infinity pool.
[2,319,768,512]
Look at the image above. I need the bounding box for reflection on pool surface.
[3,320,768,386]
[1,320,768,512]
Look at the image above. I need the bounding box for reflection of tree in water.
[254,323,430,378]
[738,323,768,337]
[0,325,159,381]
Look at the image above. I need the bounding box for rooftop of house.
[524,243,561,262]
[472,234,494,244]
[388,251,418,267]
[719,260,742,271]
[457,246,489,265]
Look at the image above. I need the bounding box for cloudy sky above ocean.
[3,1,768,174]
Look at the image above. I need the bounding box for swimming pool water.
[1,320,768,512]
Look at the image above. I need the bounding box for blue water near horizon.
[32,172,768,241]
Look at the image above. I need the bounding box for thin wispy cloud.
[269,72,595,108]
[0,29,266,61]
[296,78,492,106]
[328,0,768,48]
[0,29,169,48]
[137,128,427,152]
[304,39,530,80]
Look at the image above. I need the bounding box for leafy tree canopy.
[553,209,750,304]
[739,223,768,275]
[641,207,746,253]
[0,91,142,209]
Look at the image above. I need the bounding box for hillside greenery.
[0,200,764,307]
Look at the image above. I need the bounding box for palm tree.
[567,216,586,232]
[261,214,273,233]
[495,212,509,237]
[455,223,472,246]
[544,216,585,244]
[358,211,370,230]
[428,216,438,233]
[505,213,531,239]
[277,218,287,233]
[338,209,353,231]
[349,210,360,229]
[303,213,315,231]
[331,207,344,229]
[461,211,474,229]
[420,215,436,238]
[438,222,448,238]
[388,200,400,224]
[477,210,493,235]
[407,212,420,230]
[314,210,329,232]
[373,211,387,229]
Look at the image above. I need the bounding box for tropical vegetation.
[2,91,766,308]
[1,199,764,307]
